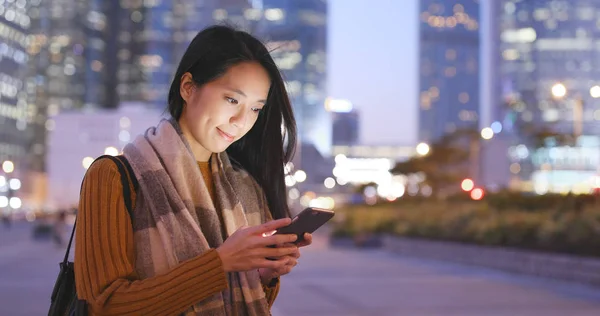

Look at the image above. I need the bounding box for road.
[2,222,600,316]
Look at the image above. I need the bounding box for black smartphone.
[274,207,335,244]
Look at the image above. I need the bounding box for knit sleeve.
[74,158,228,315]
[262,278,281,308]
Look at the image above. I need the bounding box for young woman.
[74,25,311,315]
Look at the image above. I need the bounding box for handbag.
[48,155,137,316]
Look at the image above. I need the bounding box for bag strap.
[62,155,137,265]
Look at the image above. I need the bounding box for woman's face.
[179,61,271,161]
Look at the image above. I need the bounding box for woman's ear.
[179,72,195,103]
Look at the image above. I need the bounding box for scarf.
[122,118,271,315]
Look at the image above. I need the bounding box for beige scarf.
[123,118,271,315]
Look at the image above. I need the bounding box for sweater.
[74,158,280,315]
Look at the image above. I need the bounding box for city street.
[2,223,600,316]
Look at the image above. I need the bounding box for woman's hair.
[168,25,297,220]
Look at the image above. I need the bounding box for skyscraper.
[418,1,480,144]
[494,0,600,137]
[0,0,44,173]
[493,0,600,193]
[257,0,329,157]
[326,98,359,146]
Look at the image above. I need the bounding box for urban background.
[2,0,600,315]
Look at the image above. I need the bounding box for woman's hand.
[216,218,299,273]
[258,233,313,284]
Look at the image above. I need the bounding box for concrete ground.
[2,222,600,316]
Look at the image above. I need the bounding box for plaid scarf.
[122,118,271,315]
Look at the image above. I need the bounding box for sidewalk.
[2,223,600,315]
[272,241,600,316]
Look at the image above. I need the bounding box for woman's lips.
[217,128,235,142]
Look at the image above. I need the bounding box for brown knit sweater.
[74,158,280,315]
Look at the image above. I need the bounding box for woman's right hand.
[216,218,300,273]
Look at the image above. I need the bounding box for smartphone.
[274,207,335,244]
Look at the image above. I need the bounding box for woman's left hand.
[259,233,312,284]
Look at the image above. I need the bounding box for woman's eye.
[226,97,238,104]
[251,107,263,113]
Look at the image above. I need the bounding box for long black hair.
[167,25,297,220]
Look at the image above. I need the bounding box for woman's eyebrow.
[225,88,266,104]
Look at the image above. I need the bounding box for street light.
[9,179,21,191]
[551,83,567,99]
[481,127,494,140]
[2,161,14,174]
[416,142,430,156]
[1,160,18,221]
[293,170,307,183]
[461,178,474,191]
[104,146,119,156]
[9,197,21,209]
[324,177,336,189]
[590,85,600,99]
[82,157,94,170]
[0,196,7,207]
[550,83,583,139]
[471,188,484,200]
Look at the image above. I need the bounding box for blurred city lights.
[82,157,94,170]
[461,178,474,191]
[293,170,307,183]
[309,196,335,210]
[9,178,21,190]
[2,160,14,173]
[551,83,566,98]
[332,167,341,177]
[421,185,433,197]
[0,176,5,187]
[324,98,353,113]
[9,197,22,209]
[26,212,36,222]
[407,184,420,196]
[490,121,503,134]
[0,196,7,208]
[377,184,389,197]
[515,144,529,159]
[416,142,430,156]
[510,163,521,174]
[336,177,348,186]
[324,177,336,189]
[590,86,600,98]
[334,154,347,163]
[283,162,294,175]
[364,186,377,198]
[304,191,317,199]
[285,175,296,187]
[104,146,119,156]
[591,176,600,189]
[299,195,311,207]
[481,127,494,140]
[470,188,484,200]
[120,116,131,129]
[119,130,131,142]
[288,188,300,200]
[391,182,406,198]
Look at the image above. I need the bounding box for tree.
[392,128,479,197]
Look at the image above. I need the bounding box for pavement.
[2,222,600,316]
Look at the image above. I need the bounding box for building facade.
[493,0,600,193]
[418,0,480,144]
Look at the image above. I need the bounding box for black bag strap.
[62,155,137,265]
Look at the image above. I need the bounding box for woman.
[74,25,311,315]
